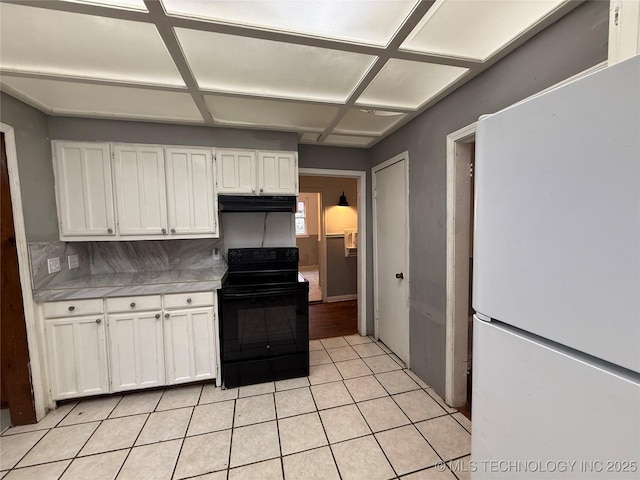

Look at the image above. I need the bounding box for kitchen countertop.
[33,265,228,302]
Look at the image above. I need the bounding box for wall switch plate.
[68,254,79,270]
[213,248,221,261]
[47,257,61,274]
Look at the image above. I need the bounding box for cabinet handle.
[164,313,170,319]
[186,298,192,304]
[96,318,102,324]
[260,188,264,193]
[155,313,160,319]
[130,302,136,308]
[171,228,176,234]
[68,306,75,311]
[161,228,167,235]
[107,228,113,234]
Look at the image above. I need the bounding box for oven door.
[218,284,309,380]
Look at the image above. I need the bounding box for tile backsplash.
[29,238,224,290]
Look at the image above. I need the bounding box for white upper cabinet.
[216,149,297,195]
[113,145,167,236]
[258,151,298,195]
[53,141,116,239]
[165,147,217,236]
[215,149,256,194]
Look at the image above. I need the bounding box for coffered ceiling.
[0,0,576,148]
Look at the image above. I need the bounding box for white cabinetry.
[258,151,298,195]
[165,147,217,236]
[112,145,167,236]
[53,141,116,239]
[106,295,164,392]
[44,299,109,400]
[163,292,217,385]
[215,149,256,194]
[216,149,297,195]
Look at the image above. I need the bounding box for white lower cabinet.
[45,314,110,400]
[107,311,165,392]
[44,292,218,400]
[163,307,216,385]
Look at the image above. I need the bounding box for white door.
[258,151,298,195]
[215,149,256,194]
[163,307,216,385]
[374,156,409,364]
[53,141,116,238]
[107,311,165,392]
[46,314,109,400]
[165,147,217,236]
[113,145,167,236]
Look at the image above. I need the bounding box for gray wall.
[370,0,609,395]
[1,93,58,241]
[48,117,298,151]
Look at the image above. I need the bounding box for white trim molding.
[299,168,367,337]
[1,122,49,420]
[445,122,477,408]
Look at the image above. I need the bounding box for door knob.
[171,228,176,234]
[164,313,170,319]
[155,314,160,319]
[107,228,113,234]
[161,228,167,235]
[96,318,102,324]
[395,272,404,279]
[130,302,136,308]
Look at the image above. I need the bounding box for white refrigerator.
[472,54,640,479]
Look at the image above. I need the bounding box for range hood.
[218,195,297,213]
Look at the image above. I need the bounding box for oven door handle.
[221,286,307,298]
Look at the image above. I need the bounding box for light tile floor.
[0,335,471,480]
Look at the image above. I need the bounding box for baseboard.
[325,294,357,303]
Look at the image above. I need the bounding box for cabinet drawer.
[164,292,214,309]
[43,299,104,318]
[106,295,161,313]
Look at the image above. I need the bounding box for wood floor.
[309,300,358,340]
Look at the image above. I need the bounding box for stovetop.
[222,247,305,291]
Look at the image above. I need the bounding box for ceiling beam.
[2,0,150,22]
[319,0,437,142]
[143,0,214,124]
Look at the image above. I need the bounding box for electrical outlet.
[213,248,221,261]
[47,257,61,274]
[68,254,79,269]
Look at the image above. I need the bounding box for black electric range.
[218,248,309,388]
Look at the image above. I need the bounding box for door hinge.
[468,163,474,178]
[463,361,472,375]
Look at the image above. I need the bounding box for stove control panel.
[227,247,299,265]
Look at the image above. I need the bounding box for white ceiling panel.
[176,28,376,102]
[300,133,321,142]
[204,95,340,131]
[1,76,203,122]
[0,3,183,85]
[163,0,419,46]
[401,0,566,61]
[63,0,147,10]
[357,59,468,110]
[334,109,407,136]
[324,134,375,147]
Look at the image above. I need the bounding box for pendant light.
[338,191,349,207]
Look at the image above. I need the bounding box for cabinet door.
[165,148,218,236]
[53,142,116,238]
[163,307,216,385]
[215,150,256,194]
[258,151,297,195]
[107,311,165,392]
[113,145,167,236]
[46,314,109,400]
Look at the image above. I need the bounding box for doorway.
[298,169,366,337]
[1,132,37,427]
[296,192,323,302]
[445,123,477,412]
[373,152,410,365]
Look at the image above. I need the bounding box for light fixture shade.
[338,191,349,207]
